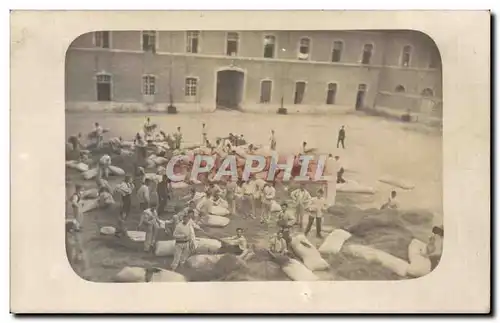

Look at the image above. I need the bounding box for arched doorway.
[216,68,245,110]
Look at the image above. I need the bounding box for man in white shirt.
[137,178,151,211]
[171,213,197,271]
[269,230,288,255]
[224,180,238,215]
[305,188,328,238]
[164,206,203,238]
[137,207,161,252]
[381,190,399,210]
[201,123,208,144]
[270,130,277,151]
[115,175,135,237]
[98,154,111,180]
[196,191,213,221]
[260,182,276,224]
[173,126,183,150]
[290,183,312,228]
[219,228,251,260]
[69,184,84,231]
[93,122,104,149]
[241,178,257,219]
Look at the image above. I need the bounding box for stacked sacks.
[290,234,329,271]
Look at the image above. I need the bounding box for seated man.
[98,186,115,208]
[269,230,288,256]
[381,190,399,210]
[212,192,229,209]
[218,228,252,260]
[276,202,296,249]
[426,225,444,270]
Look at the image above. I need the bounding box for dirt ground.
[65,110,442,282]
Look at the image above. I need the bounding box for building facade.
[66,30,442,118]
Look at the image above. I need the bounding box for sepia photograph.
[65,29,443,283]
[10,10,490,313]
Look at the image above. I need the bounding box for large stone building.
[66,30,442,118]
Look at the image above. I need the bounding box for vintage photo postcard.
[10,11,490,313]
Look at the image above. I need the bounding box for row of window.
[96,73,435,103]
[93,31,438,68]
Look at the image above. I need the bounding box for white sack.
[115,267,146,282]
[344,244,410,277]
[210,205,230,216]
[290,234,330,271]
[407,239,432,277]
[318,229,352,255]
[100,226,116,236]
[282,259,320,281]
[154,240,176,257]
[379,175,415,190]
[108,165,125,176]
[82,168,99,180]
[150,269,187,282]
[201,215,230,228]
[186,254,224,270]
[127,231,146,242]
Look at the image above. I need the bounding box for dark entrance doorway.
[216,69,244,109]
[355,84,367,110]
[96,74,112,101]
[294,81,306,104]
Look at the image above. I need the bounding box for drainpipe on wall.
[168,32,174,109]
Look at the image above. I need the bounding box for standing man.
[226,180,238,215]
[202,123,208,145]
[174,126,183,150]
[427,226,444,270]
[115,175,135,237]
[304,188,328,239]
[276,202,296,250]
[290,183,312,229]
[98,154,111,180]
[137,178,151,211]
[196,191,213,222]
[261,182,276,224]
[171,213,197,271]
[241,178,257,219]
[270,130,277,151]
[156,175,171,216]
[93,122,104,149]
[69,184,84,231]
[137,206,161,253]
[337,125,346,149]
[143,117,154,141]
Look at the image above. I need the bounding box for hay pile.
[328,206,434,262]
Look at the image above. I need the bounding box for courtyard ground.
[65,110,443,282]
